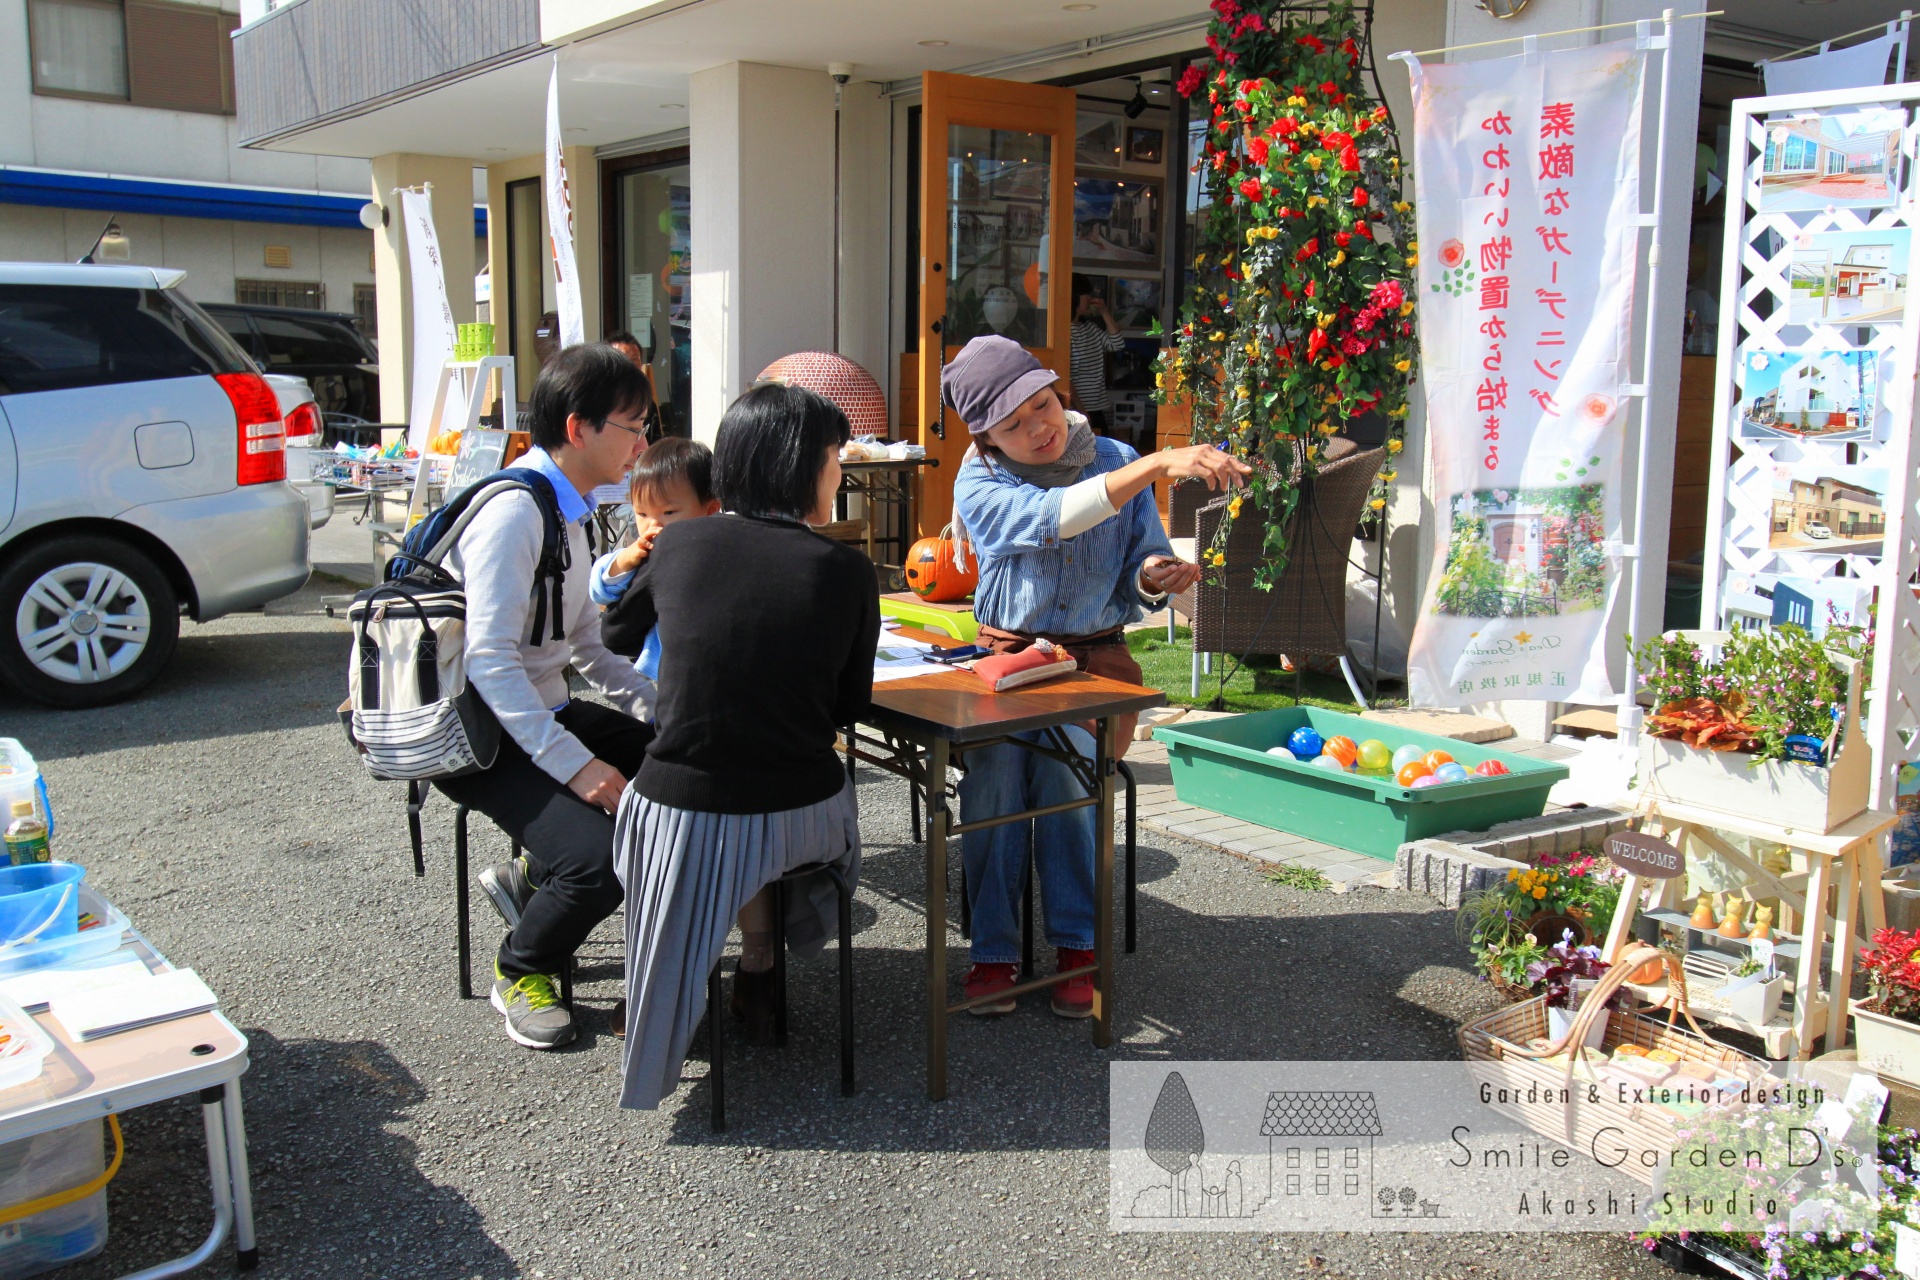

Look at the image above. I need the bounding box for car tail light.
[216,372,287,485]
[283,401,321,444]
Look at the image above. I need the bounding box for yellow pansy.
[1210,332,1226,342]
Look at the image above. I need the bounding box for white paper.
[1814,1097,1856,1142]
[872,639,943,684]
[1894,1221,1920,1279]
[0,951,147,1013]
[51,967,217,1041]
[1847,1070,1892,1117]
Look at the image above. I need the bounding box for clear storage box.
[0,1121,109,1279]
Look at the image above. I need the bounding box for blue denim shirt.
[514,446,593,525]
[955,436,1173,636]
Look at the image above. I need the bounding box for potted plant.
[1716,955,1784,1026]
[1853,927,1920,1087]
[1630,627,1869,833]
[1526,936,1617,1048]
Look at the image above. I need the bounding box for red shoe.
[964,962,1019,1016]
[1052,948,1097,1019]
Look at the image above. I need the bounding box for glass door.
[604,149,693,438]
[916,72,1076,536]
[503,176,551,406]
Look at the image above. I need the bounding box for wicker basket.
[1457,945,1764,1186]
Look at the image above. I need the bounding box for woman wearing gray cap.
[943,334,1249,1018]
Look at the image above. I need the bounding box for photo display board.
[1702,83,1920,809]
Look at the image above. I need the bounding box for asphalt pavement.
[7,576,1675,1279]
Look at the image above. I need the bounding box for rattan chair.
[1188,446,1383,698]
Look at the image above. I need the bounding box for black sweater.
[601,514,880,815]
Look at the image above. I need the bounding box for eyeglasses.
[601,413,656,441]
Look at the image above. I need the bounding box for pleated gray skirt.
[611,777,860,1110]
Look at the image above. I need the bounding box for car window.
[253,314,368,367]
[0,285,251,395]
[201,307,260,359]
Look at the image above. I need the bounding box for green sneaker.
[490,966,575,1049]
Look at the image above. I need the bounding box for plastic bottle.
[3,801,49,866]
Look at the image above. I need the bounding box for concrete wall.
[688,61,838,443]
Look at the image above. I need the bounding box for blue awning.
[0,167,487,237]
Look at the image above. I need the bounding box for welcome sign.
[1402,41,1647,707]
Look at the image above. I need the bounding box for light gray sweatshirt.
[445,490,648,785]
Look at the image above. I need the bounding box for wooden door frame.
[915,71,1077,537]
[598,147,692,339]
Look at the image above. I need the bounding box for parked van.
[0,264,310,707]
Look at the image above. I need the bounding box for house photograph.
[1768,457,1890,555]
[1788,228,1911,326]
[1739,347,1886,442]
[1758,106,1903,213]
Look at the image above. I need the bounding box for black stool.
[705,862,857,1133]
[405,782,573,1008]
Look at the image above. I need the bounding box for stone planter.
[1851,1002,1920,1087]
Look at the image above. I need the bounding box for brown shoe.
[609,999,626,1040]
[728,965,777,1046]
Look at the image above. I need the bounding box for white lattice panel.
[1701,84,1920,811]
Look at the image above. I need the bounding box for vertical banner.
[1404,41,1646,707]
[545,58,586,351]
[400,187,456,456]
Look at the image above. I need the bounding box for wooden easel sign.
[1605,830,1683,878]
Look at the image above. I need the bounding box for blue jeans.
[957,725,1096,963]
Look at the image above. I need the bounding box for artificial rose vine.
[1154,0,1417,585]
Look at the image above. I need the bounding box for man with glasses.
[436,343,656,1050]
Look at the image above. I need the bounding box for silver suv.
[0,263,310,707]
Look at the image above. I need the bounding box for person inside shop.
[601,381,879,1109]
[437,343,657,1052]
[1068,274,1126,437]
[945,334,1248,1018]
[605,331,663,443]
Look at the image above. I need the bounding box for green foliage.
[1632,626,1853,765]
[1126,626,1376,713]
[1264,863,1331,891]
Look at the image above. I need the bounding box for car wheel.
[0,537,180,709]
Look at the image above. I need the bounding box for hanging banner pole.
[545,56,586,351]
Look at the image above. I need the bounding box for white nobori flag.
[399,186,455,455]
[546,56,585,350]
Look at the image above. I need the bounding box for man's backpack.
[340,469,574,781]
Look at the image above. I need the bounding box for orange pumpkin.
[904,526,977,602]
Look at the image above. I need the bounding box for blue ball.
[1288,727,1324,759]
[1434,762,1471,783]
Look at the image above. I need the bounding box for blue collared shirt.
[515,446,594,526]
[954,436,1173,637]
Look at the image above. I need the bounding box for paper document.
[872,639,942,684]
[51,967,218,1041]
[0,951,149,1013]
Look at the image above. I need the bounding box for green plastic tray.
[1153,707,1569,860]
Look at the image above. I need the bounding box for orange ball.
[1322,736,1358,767]
[1424,749,1455,771]
[1396,761,1434,786]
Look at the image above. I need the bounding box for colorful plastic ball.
[1424,749,1456,771]
[1410,774,1444,789]
[1312,754,1348,772]
[1391,744,1427,773]
[1288,727,1325,759]
[1265,746,1297,760]
[1322,736,1358,768]
[1473,759,1511,777]
[1356,739,1392,773]
[1396,761,1434,786]
[1434,762,1471,783]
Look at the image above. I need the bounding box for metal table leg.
[1093,717,1115,1049]
[925,735,952,1102]
[122,1086,235,1280]
[223,1079,258,1270]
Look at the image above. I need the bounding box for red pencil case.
[972,642,1078,692]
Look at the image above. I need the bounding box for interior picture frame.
[1075,109,1128,171]
[1072,176,1161,269]
[1126,125,1164,166]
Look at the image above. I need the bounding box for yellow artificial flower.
[1408,239,1418,251]
[1317,313,1337,329]
[1287,95,1308,107]
[1237,385,1251,399]
[1305,154,1323,171]
[1392,200,1412,214]
[1394,359,1411,373]
[1368,498,1386,511]
[1533,887,1547,900]
[1307,195,1327,210]
[1389,405,1411,418]
[1329,250,1346,267]
[1387,437,1404,453]
[1404,253,1418,268]
[1245,343,1259,357]
[1379,469,1397,483]
[1400,301,1415,317]
[1228,496,1244,517]
[1210,332,1226,342]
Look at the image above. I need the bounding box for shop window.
[602,149,692,437]
[353,284,377,338]
[235,279,325,310]
[28,0,128,100]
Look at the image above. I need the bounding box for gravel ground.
[5,578,1678,1280]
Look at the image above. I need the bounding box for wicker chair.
[1187,445,1383,698]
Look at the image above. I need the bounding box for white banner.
[1762,33,1900,97]
[1404,40,1646,708]
[400,186,455,455]
[546,58,585,351]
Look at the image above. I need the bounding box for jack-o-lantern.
[904,525,977,602]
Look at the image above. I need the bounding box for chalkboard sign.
[448,429,510,501]
[1605,830,1684,879]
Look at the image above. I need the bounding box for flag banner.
[400,187,456,455]
[546,58,585,351]
[1404,40,1646,707]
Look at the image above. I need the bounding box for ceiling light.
[1124,76,1149,119]
[659,102,684,109]
[918,39,949,47]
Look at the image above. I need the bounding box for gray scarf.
[952,413,1098,573]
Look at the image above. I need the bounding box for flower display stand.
[1599,798,1896,1059]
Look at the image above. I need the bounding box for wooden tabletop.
[866,667,1165,742]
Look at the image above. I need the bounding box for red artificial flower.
[1238,177,1264,202]
[1235,13,1265,35]
[1223,51,1239,65]
[1266,116,1299,138]
[1176,65,1205,97]
[1205,33,1223,57]
[1238,78,1263,96]
[1286,140,1302,155]
[1339,146,1361,172]
[1304,280,1316,299]
[1373,105,1389,121]
[1297,35,1326,54]
[1295,237,1319,261]
[1352,310,1375,331]
[1371,279,1405,310]
[1210,0,1241,18]
[1322,131,1353,152]
[1352,186,1369,207]
[1352,220,1373,240]
[1234,98,1253,114]
[1246,136,1270,165]
[1306,327,1328,357]
[1354,116,1373,134]
[1320,81,1346,104]
[1323,353,1345,370]
[1342,335,1369,356]
[1334,231,1351,248]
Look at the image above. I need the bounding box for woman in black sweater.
[604,383,879,1110]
